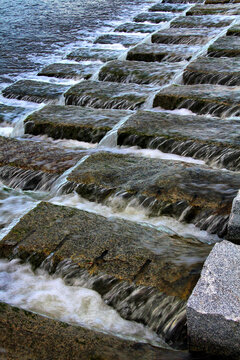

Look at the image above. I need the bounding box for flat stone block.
[171,15,233,28]
[227,25,240,36]
[206,0,240,3]
[117,110,240,171]
[38,62,99,80]
[148,3,188,11]
[152,28,219,45]
[163,0,204,2]
[187,240,240,359]
[183,56,240,86]
[66,47,123,62]
[187,4,240,15]
[133,12,175,24]
[24,105,131,143]
[64,80,155,110]
[94,34,144,48]
[208,36,240,57]
[2,80,69,104]
[153,84,240,117]
[114,22,160,34]
[126,43,199,62]
[98,60,183,85]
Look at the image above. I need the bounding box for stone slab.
[206,0,240,3]
[98,60,183,85]
[187,240,240,359]
[64,80,155,110]
[183,56,240,86]
[2,80,69,104]
[227,25,240,36]
[133,12,175,24]
[126,43,199,62]
[24,105,131,143]
[117,110,240,171]
[67,151,240,236]
[38,62,99,80]
[152,28,219,45]
[114,22,160,34]
[66,47,123,62]
[186,4,240,15]
[227,191,240,244]
[153,84,240,117]
[208,36,240,57]
[94,34,144,48]
[171,15,233,28]
[0,104,29,123]
[148,3,188,12]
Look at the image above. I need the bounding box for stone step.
[208,36,240,57]
[227,24,240,36]
[133,12,176,24]
[183,56,240,85]
[64,80,155,110]
[66,151,240,237]
[94,34,145,48]
[171,15,233,28]
[152,28,219,45]
[0,302,183,360]
[24,105,131,143]
[126,43,199,62]
[117,110,240,171]
[186,4,240,15]
[163,0,204,3]
[153,84,240,117]
[206,0,240,3]
[2,80,69,104]
[114,22,160,34]
[66,47,123,63]
[148,3,189,12]
[0,136,87,191]
[38,62,99,80]
[0,103,30,123]
[98,60,183,85]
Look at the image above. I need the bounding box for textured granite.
[227,191,240,244]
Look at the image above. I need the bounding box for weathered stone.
[153,84,240,117]
[38,62,99,80]
[0,302,184,360]
[133,12,175,24]
[187,240,240,359]
[114,22,160,34]
[67,151,240,236]
[126,43,199,62]
[227,191,240,244]
[206,0,240,3]
[64,80,155,110]
[24,105,131,143]
[163,0,203,2]
[208,36,240,57]
[94,34,144,48]
[0,104,29,123]
[117,110,240,171]
[98,60,183,85]
[171,15,233,28]
[227,25,240,36]
[2,80,69,104]
[183,56,240,86]
[186,4,240,15]
[152,28,219,45]
[66,47,123,62]
[148,3,188,12]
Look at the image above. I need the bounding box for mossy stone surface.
[66,47,123,62]
[152,28,219,45]
[186,4,240,15]
[171,15,233,28]
[114,22,160,34]
[208,36,240,57]
[133,12,175,24]
[94,34,144,48]
[38,62,99,80]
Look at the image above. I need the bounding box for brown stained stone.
[133,12,175,24]
[0,202,212,299]
[66,47,123,62]
[38,62,99,80]
[94,34,145,48]
[2,80,69,104]
[67,152,240,236]
[153,84,240,117]
[186,4,240,16]
[208,36,240,57]
[114,22,160,34]
[0,136,87,174]
[98,60,183,85]
[148,3,188,12]
[171,15,233,28]
[0,302,186,360]
[24,105,131,143]
[183,57,240,86]
[126,43,199,62]
[64,80,155,110]
[152,28,220,45]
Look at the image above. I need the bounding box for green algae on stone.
[66,47,123,62]
[208,36,240,57]
[186,4,240,15]
[38,62,100,80]
[148,3,188,12]
[114,22,160,34]
[94,34,145,48]
[24,105,131,143]
[152,28,219,45]
[133,12,175,24]
[171,15,233,28]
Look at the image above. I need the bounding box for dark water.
[0,0,150,86]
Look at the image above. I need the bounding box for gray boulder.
[228,192,240,244]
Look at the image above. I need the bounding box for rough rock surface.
[66,47,123,62]
[187,240,240,359]
[227,191,240,244]
[208,36,240,57]
[152,28,218,45]
[186,4,240,15]
[133,12,175,24]
[114,22,160,34]
[38,62,99,80]
[94,34,144,48]
[171,15,233,28]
